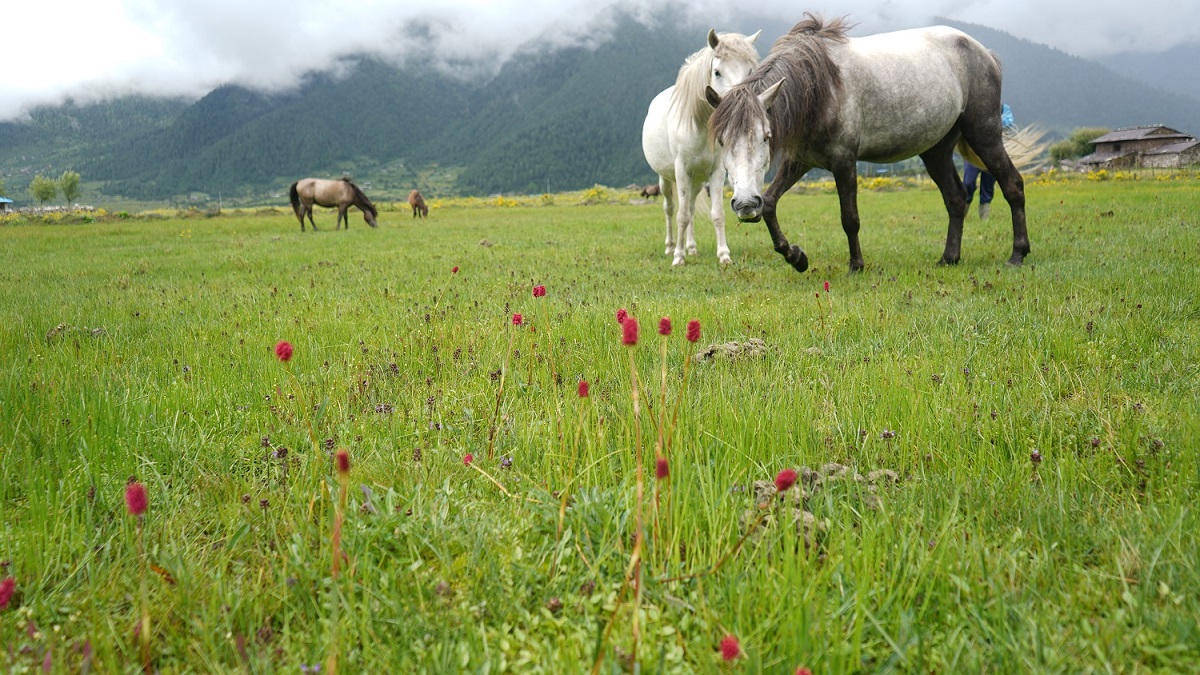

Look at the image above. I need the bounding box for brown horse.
[289,178,378,231]
[408,190,429,218]
[640,184,661,200]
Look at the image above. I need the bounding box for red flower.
[274,340,293,363]
[658,317,672,336]
[815,292,820,299]
[686,320,701,343]
[621,316,639,346]
[616,308,628,324]
[577,380,590,398]
[125,481,148,516]
[452,266,459,274]
[775,468,799,493]
[512,313,523,326]
[795,668,814,675]
[532,285,546,297]
[463,454,474,466]
[720,634,741,661]
[655,456,669,480]
[0,577,14,610]
[335,449,351,475]
[823,280,830,292]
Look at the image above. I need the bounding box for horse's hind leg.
[305,206,317,231]
[828,159,868,272]
[918,134,970,265]
[659,176,676,257]
[761,158,810,273]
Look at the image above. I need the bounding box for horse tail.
[288,181,301,214]
[959,125,1048,173]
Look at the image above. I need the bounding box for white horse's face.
[708,29,760,97]
[717,80,784,222]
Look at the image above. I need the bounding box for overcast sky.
[4,0,1197,121]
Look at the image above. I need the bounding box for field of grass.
[2,177,1199,672]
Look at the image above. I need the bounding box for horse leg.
[761,158,811,273]
[708,167,732,264]
[305,205,317,232]
[960,129,1029,265]
[672,172,699,266]
[660,176,676,257]
[918,133,970,265]
[829,159,867,272]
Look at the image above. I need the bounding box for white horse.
[642,29,760,266]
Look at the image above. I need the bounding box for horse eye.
[714,70,721,78]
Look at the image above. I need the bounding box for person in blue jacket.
[964,104,1015,220]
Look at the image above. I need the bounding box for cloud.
[2,0,1198,121]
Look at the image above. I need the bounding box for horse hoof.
[687,247,698,256]
[672,256,686,267]
[938,256,960,266]
[788,247,808,273]
[719,255,732,265]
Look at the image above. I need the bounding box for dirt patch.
[694,338,768,363]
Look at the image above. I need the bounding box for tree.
[60,170,81,206]
[1050,127,1111,163]
[29,175,57,206]
[0,178,6,197]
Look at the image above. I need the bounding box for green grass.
[2,177,1199,672]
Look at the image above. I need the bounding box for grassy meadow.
[1,176,1199,672]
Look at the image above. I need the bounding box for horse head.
[707,29,761,98]
[707,79,784,222]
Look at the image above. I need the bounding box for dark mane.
[710,13,848,154]
[345,179,377,217]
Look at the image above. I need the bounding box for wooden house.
[1078,125,1200,170]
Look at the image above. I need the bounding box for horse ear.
[708,29,719,49]
[705,85,722,109]
[748,30,762,44]
[759,79,785,111]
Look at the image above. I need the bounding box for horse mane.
[670,33,759,132]
[345,179,377,217]
[710,13,848,155]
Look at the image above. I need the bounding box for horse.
[642,29,760,266]
[640,184,661,200]
[289,178,378,231]
[707,14,1030,273]
[408,190,429,218]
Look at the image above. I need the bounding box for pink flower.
[795,668,814,675]
[616,308,628,324]
[655,456,669,480]
[512,313,523,326]
[274,340,293,363]
[335,449,351,475]
[0,577,14,610]
[686,320,701,343]
[577,380,590,398]
[125,481,148,516]
[463,454,474,466]
[622,316,639,346]
[720,634,741,661]
[815,292,820,299]
[823,280,830,292]
[452,266,459,274]
[532,285,546,298]
[775,468,799,493]
[658,317,672,336]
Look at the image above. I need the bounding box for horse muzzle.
[731,195,764,223]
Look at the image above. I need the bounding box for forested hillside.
[1,14,1197,203]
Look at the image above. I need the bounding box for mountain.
[1096,42,1200,101]
[2,14,1199,204]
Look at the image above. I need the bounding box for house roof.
[0,197,14,203]
[1143,139,1200,155]
[1078,150,1134,165]
[1091,125,1192,144]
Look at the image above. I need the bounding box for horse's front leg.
[671,161,696,266]
[660,177,676,256]
[761,159,809,273]
[830,160,865,272]
[707,167,732,265]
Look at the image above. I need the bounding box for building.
[1078,125,1200,170]
[0,197,13,212]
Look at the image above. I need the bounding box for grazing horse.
[708,14,1030,273]
[408,190,429,218]
[640,184,661,200]
[289,178,378,231]
[642,29,760,266]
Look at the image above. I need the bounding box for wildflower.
[720,634,741,661]
[1030,450,1043,464]
[274,340,293,363]
[512,313,523,326]
[686,319,701,343]
[622,316,639,346]
[577,380,590,398]
[532,285,546,297]
[616,308,628,324]
[124,482,148,516]
[823,280,830,292]
[335,449,351,475]
[463,454,474,466]
[775,468,799,493]
[658,317,672,336]
[451,266,459,274]
[655,456,669,480]
[0,577,14,610]
[796,668,813,675]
